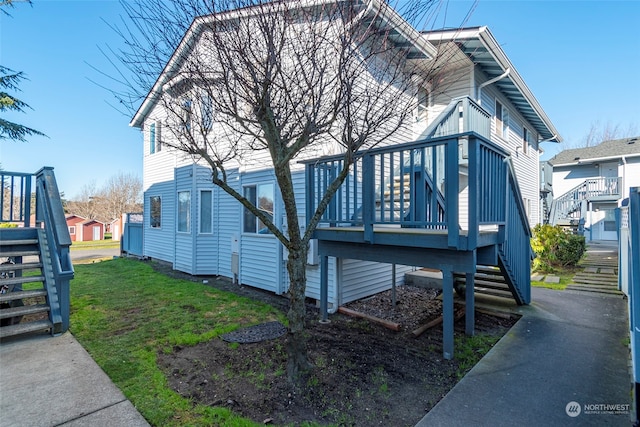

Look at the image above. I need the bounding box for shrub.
[531,224,586,272]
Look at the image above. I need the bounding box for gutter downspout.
[476,68,511,104]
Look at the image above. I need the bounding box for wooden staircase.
[454,266,513,300]
[0,227,61,339]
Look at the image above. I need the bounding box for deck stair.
[0,228,61,339]
[550,177,622,226]
[1,167,73,341]
[453,266,513,300]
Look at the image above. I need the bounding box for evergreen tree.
[0,66,46,141]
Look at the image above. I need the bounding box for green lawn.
[70,239,120,250]
[70,258,286,426]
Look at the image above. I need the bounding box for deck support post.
[391,264,397,307]
[442,268,454,360]
[320,254,329,323]
[465,272,475,336]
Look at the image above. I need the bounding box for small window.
[177,191,191,233]
[69,226,76,235]
[417,87,429,122]
[150,196,161,228]
[496,101,509,139]
[201,94,213,130]
[183,99,192,132]
[199,190,213,234]
[243,183,274,234]
[149,123,156,154]
[523,127,530,154]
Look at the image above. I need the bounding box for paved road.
[70,247,121,262]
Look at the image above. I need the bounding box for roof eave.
[130,0,437,128]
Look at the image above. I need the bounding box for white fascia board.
[553,152,640,167]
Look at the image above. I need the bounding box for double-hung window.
[243,183,274,234]
[150,196,161,228]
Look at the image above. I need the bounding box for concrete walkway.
[0,333,149,427]
[418,242,631,426]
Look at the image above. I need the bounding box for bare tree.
[65,181,100,219]
[108,0,468,381]
[66,172,142,222]
[100,172,143,221]
[566,120,639,149]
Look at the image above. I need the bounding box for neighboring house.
[129,2,559,314]
[547,136,640,240]
[109,217,123,241]
[66,215,105,242]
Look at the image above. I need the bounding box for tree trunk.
[285,245,312,382]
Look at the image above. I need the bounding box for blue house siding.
[143,181,175,262]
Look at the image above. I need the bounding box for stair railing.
[551,177,623,224]
[0,171,33,225]
[35,167,74,333]
[497,158,532,304]
[419,96,491,141]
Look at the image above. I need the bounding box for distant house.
[66,215,105,242]
[109,217,123,241]
[548,136,640,240]
[65,215,84,242]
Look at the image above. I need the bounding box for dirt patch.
[150,260,518,426]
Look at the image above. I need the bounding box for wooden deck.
[314,225,502,250]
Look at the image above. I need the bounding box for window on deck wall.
[243,183,274,234]
[150,196,161,228]
[199,190,213,234]
[177,191,191,233]
[496,101,509,140]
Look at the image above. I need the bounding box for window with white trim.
[69,226,76,235]
[177,191,191,233]
[496,101,509,139]
[199,190,213,234]
[150,196,161,228]
[201,94,213,130]
[243,183,274,234]
[149,122,156,154]
[416,87,430,122]
[149,122,161,154]
[523,127,530,155]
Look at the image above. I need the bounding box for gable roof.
[548,136,640,166]
[423,26,561,143]
[130,0,438,128]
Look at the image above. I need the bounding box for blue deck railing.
[304,132,532,304]
[551,176,622,224]
[0,167,74,333]
[304,132,509,249]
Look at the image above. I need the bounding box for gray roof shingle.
[549,136,640,166]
